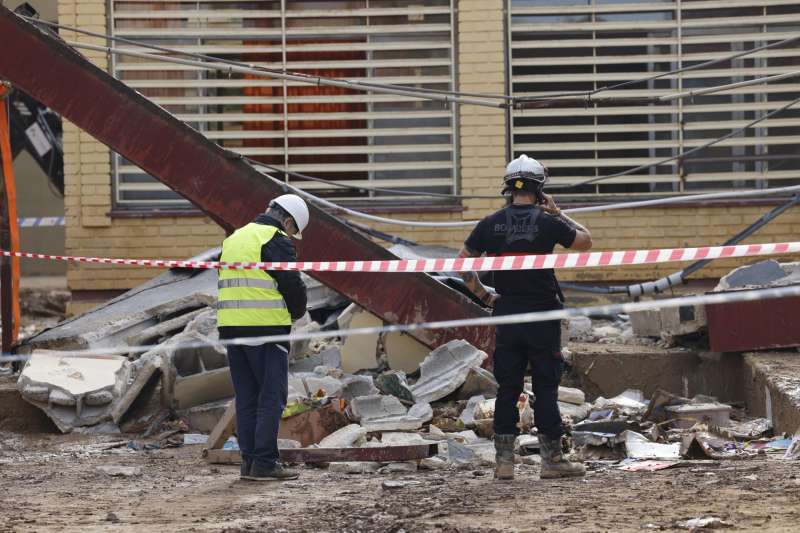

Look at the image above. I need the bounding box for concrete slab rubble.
[337,304,381,373]
[318,424,368,448]
[409,340,488,404]
[17,351,131,432]
[348,395,432,432]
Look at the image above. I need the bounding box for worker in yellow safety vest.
[217,194,309,481]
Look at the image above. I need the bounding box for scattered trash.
[618,459,678,472]
[675,516,732,530]
[665,403,732,430]
[624,431,681,460]
[183,433,208,445]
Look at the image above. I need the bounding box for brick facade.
[58,0,800,313]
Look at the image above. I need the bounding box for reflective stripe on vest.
[216,223,292,327]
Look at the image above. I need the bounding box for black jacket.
[218,214,307,340]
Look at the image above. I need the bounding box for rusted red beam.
[203,444,438,465]
[0,8,493,352]
[706,294,800,352]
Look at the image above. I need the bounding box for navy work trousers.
[227,342,288,467]
[492,297,565,439]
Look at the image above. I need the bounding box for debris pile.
[571,387,798,472]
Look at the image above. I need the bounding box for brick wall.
[60,0,799,314]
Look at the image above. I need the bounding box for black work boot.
[240,458,252,480]
[539,434,585,479]
[494,434,516,480]
[247,461,299,481]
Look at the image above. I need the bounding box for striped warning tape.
[17,217,65,228]
[1,283,799,363]
[1,241,799,272]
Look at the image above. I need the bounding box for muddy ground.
[1,431,798,533]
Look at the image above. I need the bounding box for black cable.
[564,94,800,189]
[516,34,800,101]
[21,16,511,103]
[244,157,499,200]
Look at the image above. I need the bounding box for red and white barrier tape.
[1,241,799,273]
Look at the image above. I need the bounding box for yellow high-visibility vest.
[216,223,291,327]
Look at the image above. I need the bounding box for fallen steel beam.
[0,8,493,353]
[203,444,438,465]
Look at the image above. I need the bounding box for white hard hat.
[270,194,309,239]
[502,154,548,194]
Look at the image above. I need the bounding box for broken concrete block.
[458,395,485,426]
[349,395,432,432]
[289,313,320,360]
[558,386,586,406]
[318,424,368,448]
[287,375,308,403]
[337,304,382,373]
[630,304,706,338]
[379,461,418,474]
[20,264,217,354]
[384,331,429,374]
[420,456,448,470]
[18,351,132,433]
[177,398,231,434]
[446,429,480,444]
[558,401,591,423]
[375,371,414,404]
[340,375,379,403]
[409,340,488,404]
[456,367,498,400]
[716,259,789,291]
[290,346,342,373]
[328,461,380,474]
[379,432,429,446]
[303,376,343,398]
[566,316,592,339]
[446,438,479,465]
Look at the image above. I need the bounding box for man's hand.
[458,246,498,309]
[480,288,498,308]
[539,193,561,216]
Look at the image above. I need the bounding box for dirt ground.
[1,431,798,533]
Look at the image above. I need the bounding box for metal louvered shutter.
[109,0,458,207]
[508,0,800,199]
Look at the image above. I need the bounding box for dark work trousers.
[227,342,289,467]
[492,296,565,439]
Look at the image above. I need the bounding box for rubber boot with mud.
[539,434,585,479]
[494,434,516,480]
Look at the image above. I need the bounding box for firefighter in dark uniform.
[458,155,593,480]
